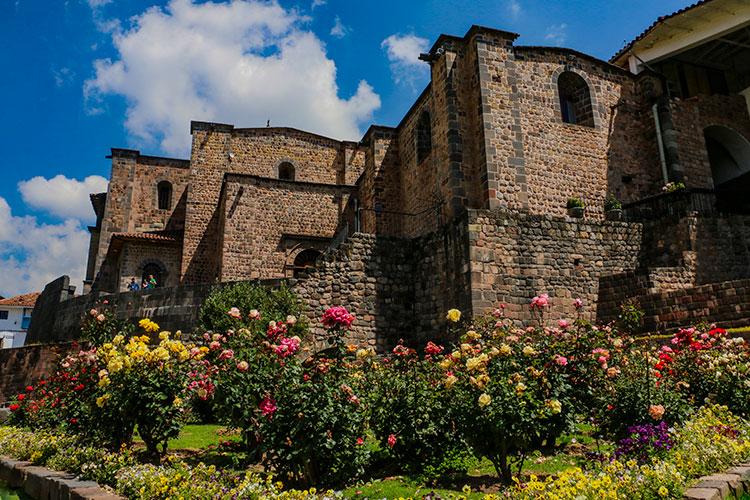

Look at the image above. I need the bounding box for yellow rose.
[522,345,535,356]
[98,377,110,388]
[549,400,562,414]
[445,375,458,388]
[478,393,491,407]
[466,330,481,341]
[437,358,452,370]
[446,309,461,323]
[96,394,110,407]
[500,344,512,356]
[173,397,182,407]
[112,335,123,345]
[466,357,482,371]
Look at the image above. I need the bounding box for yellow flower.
[499,343,512,356]
[437,358,452,370]
[446,309,461,323]
[522,345,535,356]
[173,397,182,407]
[112,334,124,345]
[658,486,668,497]
[96,394,110,407]
[549,400,562,414]
[466,330,481,341]
[98,377,110,388]
[445,375,458,388]
[159,331,170,341]
[478,393,491,407]
[466,357,482,371]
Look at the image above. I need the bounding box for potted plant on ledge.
[566,198,585,218]
[604,194,622,221]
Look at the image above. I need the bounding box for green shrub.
[566,198,585,209]
[199,281,308,336]
[604,194,622,211]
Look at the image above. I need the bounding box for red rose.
[17,394,25,401]
[9,404,19,411]
[26,386,34,392]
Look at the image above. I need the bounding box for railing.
[357,204,442,238]
[621,188,750,222]
[325,223,349,255]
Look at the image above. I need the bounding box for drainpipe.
[354,198,360,233]
[652,103,670,185]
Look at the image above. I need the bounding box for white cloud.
[85,0,112,8]
[0,197,90,298]
[18,175,108,222]
[84,0,381,156]
[52,66,75,87]
[545,24,567,46]
[330,15,349,38]
[507,0,521,18]
[311,0,326,9]
[381,33,430,86]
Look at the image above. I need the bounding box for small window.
[157,181,172,210]
[278,162,295,181]
[557,71,594,128]
[0,311,8,320]
[416,111,432,163]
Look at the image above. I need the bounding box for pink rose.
[531,293,549,308]
[387,434,397,448]
[574,298,583,309]
[237,361,249,371]
[260,397,277,416]
[286,315,297,325]
[219,349,234,360]
[321,306,355,328]
[89,309,98,316]
[96,314,106,323]
[555,356,568,366]
[558,320,570,329]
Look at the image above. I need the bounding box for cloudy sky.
[0,0,692,297]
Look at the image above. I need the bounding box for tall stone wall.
[467,210,643,323]
[91,150,190,290]
[219,174,354,281]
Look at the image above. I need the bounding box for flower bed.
[7,283,750,498]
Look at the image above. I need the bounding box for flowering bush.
[199,281,308,338]
[9,321,211,461]
[438,323,576,483]
[81,302,134,346]
[209,305,368,486]
[364,341,470,477]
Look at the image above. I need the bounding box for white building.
[0,293,40,348]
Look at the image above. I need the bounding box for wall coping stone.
[682,464,750,499]
[0,456,124,500]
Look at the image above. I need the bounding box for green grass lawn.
[167,424,240,449]
[161,423,608,498]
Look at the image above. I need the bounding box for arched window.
[416,111,432,163]
[141,263,163,288]
[293,249,321,277]
[557,72,594,128]
[157,181,172,210]
[278,162,295,181]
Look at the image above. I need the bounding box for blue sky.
[0,0,692,297]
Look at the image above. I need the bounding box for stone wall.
[598,277,750,332]
[671,93,750,188]
[219,174,354,281]
[117,240,183,291]
[182,123,365,285]
[91,150,190,290]
[467,209,643,324]
[0,343,78,403]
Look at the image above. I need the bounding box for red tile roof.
[0,292,41,307]
[610,0,716,64]
[111,231,183,244]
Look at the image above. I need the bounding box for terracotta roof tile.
[111,231,183,243]
[0,292,41,307]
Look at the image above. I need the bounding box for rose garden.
[4,283,750,500]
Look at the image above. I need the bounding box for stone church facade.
[82,1,750,338]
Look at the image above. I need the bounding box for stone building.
[81,0,750,340]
